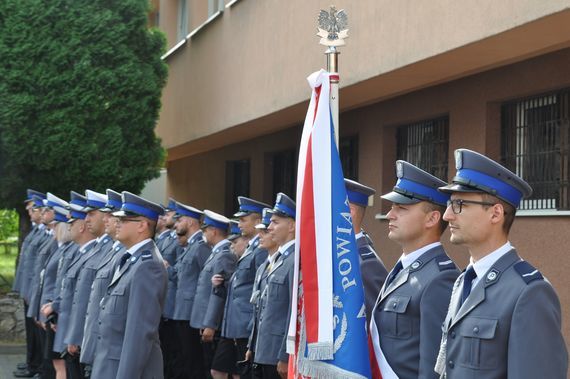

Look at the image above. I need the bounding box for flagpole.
[317,6,348,149]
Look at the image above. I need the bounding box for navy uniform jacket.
[37,242,74,323]
[438,249,568,379]
[221,235,268,339]
[80,242,125,365]
[13,225,40,293]
[170,231,211,321]
[253,242,295,365]
[155,229,171,251]
[51,243,79,312]
[189,239,236,330]
[65,235,113,346]
[22,228,51,304]
[52,239,98,353]
[91,239,167,379]
[357,231,388,322]
[247,256,271,351]
[27,236,58,319]
[159,232,183,319]
[372,244,459,379]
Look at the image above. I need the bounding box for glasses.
[447,199,496,214]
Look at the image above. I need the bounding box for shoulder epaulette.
[435,254,456,271]
[140,250,153,262]
[514,261,543,284]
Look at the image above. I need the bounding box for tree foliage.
[0,209,19,241]
[0,0,167,209]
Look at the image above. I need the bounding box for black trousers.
[159,318,179,378]
[65,353,85,379]
[172,321,205,379]
[24,303,42,372]
[37,326,56,379]
[258,364,280,379]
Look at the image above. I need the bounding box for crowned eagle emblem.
[317,6,348,47]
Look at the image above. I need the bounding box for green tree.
[0,0,167,213]
[0,209,19,241]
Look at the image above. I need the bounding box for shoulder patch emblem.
[435,255,455,271]
[514,261,543,284]
[410,260,422,271]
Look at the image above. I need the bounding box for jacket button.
[392,302,397,309]
[97,336,101,340]
[450,331,456,339]
[448,360,454,369]
[473,326,479,334]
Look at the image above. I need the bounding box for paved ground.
[0,343,25,379]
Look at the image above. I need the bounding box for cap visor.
[380,191,420,205]
[254,224,268,230]
[66,218,76,224]
[112,210,128,217]
[438,183,485,194]
[233,211,249,217]
[228,234,240,241]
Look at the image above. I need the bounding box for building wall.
[166,47,570,347]
[156,0,570,160]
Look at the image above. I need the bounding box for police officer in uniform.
[90,192,167,379]
[80,189,125,375]
[370,161,459,378]
[190,210,236,377]
[211,197,269,379]
[250,193,296,379]
[344,179,388,321]
[156,198,183,378]
[13,190,47,378]
[434,149,568,378]
[168,201,210,379]
[65,190,113,376]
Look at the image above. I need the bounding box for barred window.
[339,135,359,181]
[396,116,449,180]
[225,159,250,215]
[501,89,570,210]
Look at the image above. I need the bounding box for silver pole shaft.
[326,47,340,149]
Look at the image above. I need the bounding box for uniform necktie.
[119,252,132,270]
[460,266,477,306]
[386,260,403,287]
[267,252,281,272]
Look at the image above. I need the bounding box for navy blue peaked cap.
[202,210,230,231]
[439,149,532,208]
[228,220,242,241]
[382,160,450,207]
[234,196,272,217]
[113,191,164,221]
[100,189,122,213]
[255,208,274,230]
[68,191,88,221]
[345,178,376,207]
[31,195,45,208]
[83,190,108,211]
[25,189,46,203]
[163,198,177,212]
[176,202,203,220]
[272,193,296,219]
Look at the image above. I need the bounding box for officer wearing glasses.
[435,149,568,378]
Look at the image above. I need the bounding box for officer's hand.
[211,274,224,286]
[277,360,288,379]
[245,349,253,362]
[40,322,46,331]
[202,327,215,343]
[41,303,53,317]
[163,259,169,268]
[68,344,79,355]
[51,323,57,332]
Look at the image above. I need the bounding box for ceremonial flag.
[287,70,372,378]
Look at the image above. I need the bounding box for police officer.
[168,201,210,379]
[344,179,388,321]
[251,193,296,379]
[80,189,126,375]
[37,194,75,379]
[156,198,183,378]
[434,149,568,378]
[90,192,167,379]
[15,194,51,378]
[245,208,277,376]
[190,210,236,377]
[44,191,97,377]
[370,161,459,379]
[211,197,270,379]
[65,190,113,377]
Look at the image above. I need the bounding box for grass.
[0,244,18,295]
